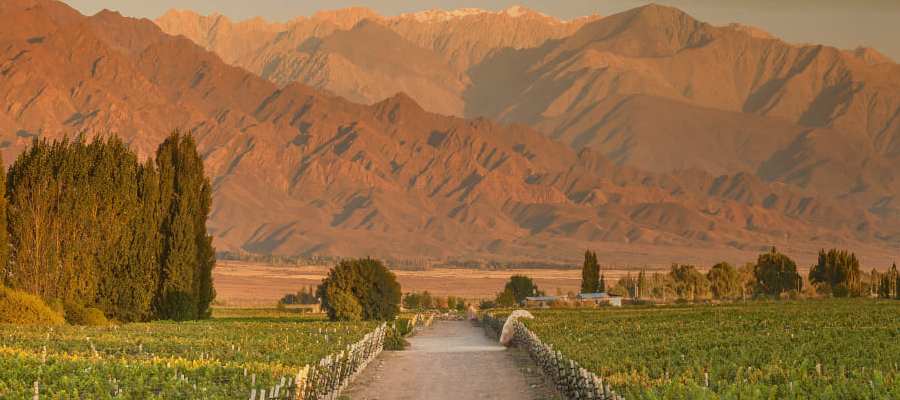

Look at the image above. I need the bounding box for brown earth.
[1,1,898,267]
[212,261,820,307]
[342,320,560,400]
[213,262,594,306]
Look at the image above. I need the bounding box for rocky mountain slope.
[156,6,599,116]
[1,0,898,266]
[157,5,900,245]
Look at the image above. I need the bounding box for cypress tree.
[155,131,215,320]
[580,250,599,293]
[881,263,900,299]
[599,273,607,293]
[92,137,146,321]
[6,139,87,302]
[809,248,861,297]
[0,153,7,275]
[896,267,900,300]
[637,269,648,299]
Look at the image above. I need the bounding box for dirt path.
[342,320,559,400]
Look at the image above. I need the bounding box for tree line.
[479,275,543,308]
[0,132,214,322]
[280,286,319,305]
[585,248,900,301]
[402,291,466,312]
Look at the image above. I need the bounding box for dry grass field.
[213,261,664,306]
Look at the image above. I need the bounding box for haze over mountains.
[1,0,898,266]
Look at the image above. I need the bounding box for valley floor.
[342,320,558,400]
[213,261,665,306]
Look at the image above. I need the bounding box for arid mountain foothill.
[1,0,898,266]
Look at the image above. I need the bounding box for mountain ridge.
[0,0,897,267]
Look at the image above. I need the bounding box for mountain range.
[1,0,898,266]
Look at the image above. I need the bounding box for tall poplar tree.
[882,263,899,299]
[0,153,8,274]
[155,131,215,320]
[809,248,862,297]
[580,250,599,293]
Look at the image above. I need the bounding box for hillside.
[157,5,900,222]
[1,0,898,266]
[155,6,599,115]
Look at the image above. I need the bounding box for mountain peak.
[723,22,773,39]
[311,7,380,28]
[379,92,423,110]
[501,5,545,18]
[850,46,895,65]
[374,92,426,122]
[562,3,707,57]
[93,9,122,19]
[399,5,557,23]
[401,8,486,23]
[626,3,696,24]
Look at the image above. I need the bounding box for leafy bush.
[47,298,65,315]
[548,299,586,309]
[753,247,802,296]
[495,288,517,307]
[0,287,64,325]
[394,316,416,336]
[81,308,110,326]
[504,275,541,304]
[64,302,110,326]
[317,258,401,321]
[383,327,409,350]
[326,286,363,321]
[280,286,318,305]
[479,299,497,309]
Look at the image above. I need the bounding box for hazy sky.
[63,0,900,61]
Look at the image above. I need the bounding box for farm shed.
[524,296,564,308]
[577,292,623,307]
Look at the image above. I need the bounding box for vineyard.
[0,316,380,398]
[519,300,900,399]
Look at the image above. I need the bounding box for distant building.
[577,292,623,307]
[524,295,564,308]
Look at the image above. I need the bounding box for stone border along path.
[342,320,561,400]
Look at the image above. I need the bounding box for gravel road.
[342,320,559,400]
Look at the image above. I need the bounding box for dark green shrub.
[47,298,65,316]
[831,283,850,298]
[65,302,110,326]
[495,288,516,307]
[317,258,401,321]
[754,247,802,296]
[326,287,362,321]
[394,317,415,336]
[479,299,497,309]
[82,308,110,326]
[383,327,409,350]
[504,275,541,304]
